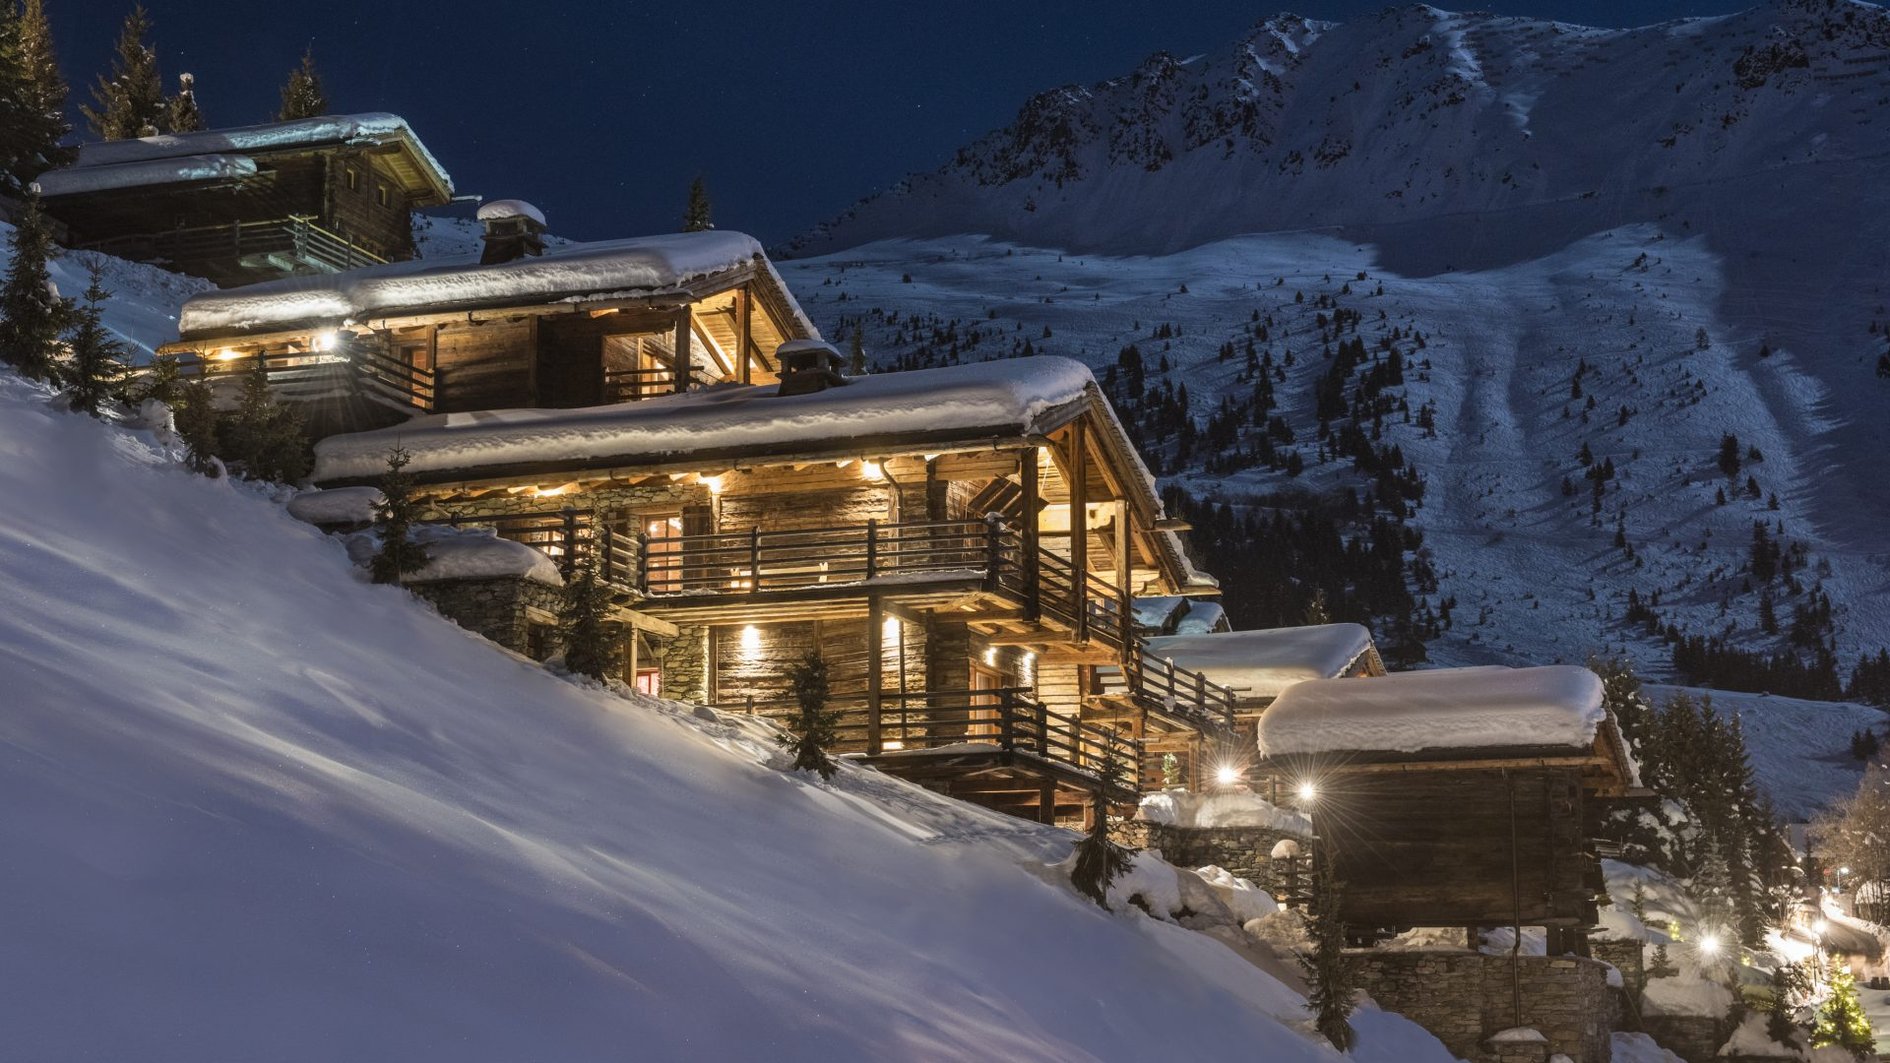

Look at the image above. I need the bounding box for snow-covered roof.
[176,230,799,337]
[1256,665,1607,758]
[1174,601,1226,635]
[312,356,1100,484]
[476,199,545,226]
[64,113,452,198]
[1146,623,1375,701]
[32,153,258,198]
[286,485,383,526]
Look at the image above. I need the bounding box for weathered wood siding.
[431,319,534,413]
[322,151,419,261]
[1318,767,1593,929]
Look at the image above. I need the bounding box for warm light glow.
[1812,920,1829,937]
[1840,867,1852,875]
[861,461,885,482]
[983,647,997,667]
[530,485,567,498]
[702,474,725,495]
[739,625,761,655]
[1215,765,1241,787]
[881,740,904,752]
[1697,933,1722,957]
[214,347,241,361]
[1297,782,1318,802]
[313,330,339,352]
[882,616,901,642]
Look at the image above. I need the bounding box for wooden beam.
[736,285,753,385]
[1020,447,1040,621]
[1069,419,1088,645]
[866,594,884,755]
[1115,498,1133,648]
[673,306,693,394]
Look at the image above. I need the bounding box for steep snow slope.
[5,220,209,359]
[0,370,1457,1060]
[1646,684,1886,819]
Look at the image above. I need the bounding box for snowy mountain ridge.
[789,0,1890,257]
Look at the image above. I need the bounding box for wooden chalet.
[300,351,1235,824]
[155,223,812,439]
[34,113,454,287]
[1254,665,1638,953]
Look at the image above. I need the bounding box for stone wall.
[1636,1015,1726,1063]
[1352,951,1615,1063]
[657,624,709,703]
[410,576,562,657]
[1130,823,1306,888]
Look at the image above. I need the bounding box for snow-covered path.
[0,370,1453,1060]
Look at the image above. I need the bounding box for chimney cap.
[476,198,546,227]
[774,339,848,396]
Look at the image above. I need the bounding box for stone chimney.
[773,339,849,396]
[475,199,547,264]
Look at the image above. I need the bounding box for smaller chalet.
[156,224,813,438]
[1255,665,1637,953]
[34,113,454,286]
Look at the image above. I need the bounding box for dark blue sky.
[52,1,1749,243]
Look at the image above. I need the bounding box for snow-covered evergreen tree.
[369,446,428,584]
[0,0,73,194]
[277,47,326,121]
[682,175,712,232]
[779,652,840,779]
[1069,753,1134,907]
[222,363,308,483]
[558,554,618,681]
[62,259,123,416]
[1812,970,1875,1058]
[171,374,219,475]
[0,189,66,380]
[164,71,202,132]
[82,4,165,140]
[1302,856,1357,1051]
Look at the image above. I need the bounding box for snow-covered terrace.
[1145,623,1376,703]
[312,356,1099,484]
[1256,664,1609,758]
[35,113,453,202]
[174,230,811,339]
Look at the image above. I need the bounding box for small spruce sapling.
[369,446,429,584]
[1069,752,1135,908]
[164,71,203,132]
[558,553,620,680]
[223,361,309,482]
[681,175,713,232]
[1811,969,1875,1058]
[1303,856,1358,1051]
[779,651,840,779]
[172,374,220,474]
[1767,961,1809,1046]
[849,326,866,375]
[63,260,124,416]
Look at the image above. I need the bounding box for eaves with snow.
[1145,623,1379,704]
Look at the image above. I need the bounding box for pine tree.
[62,259,122,416]
[779,651,840,779]
[848,325,866,375]
[164,71,202,132]
[1302,588,1332,625]
[222,362,308,482]
[1069,751,1135,908]
[137,351,183,406]
[171,373,219,475]
[1302,856,1358,1051]
[276,47,326,121]
[0,189,66,379]
[82,5,165,140]
[1767,961,1809,1046]
[0,0,74,194]
[369,446,429,584]
[1811,969,1875,1057]
[558,552,618,679]
[681,175,712,232]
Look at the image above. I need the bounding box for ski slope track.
[782,0,1890,677]
[0,372,1466,1059]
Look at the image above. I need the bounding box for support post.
[866,594,884,755]
[865,518,878,580]
[748,526,761,589]
[673,306,693,394]
[559,506,578,580]
[1069,420,1089,645]
[1115,499,1132,652]
[626,627,640,686]
[736,286,752,384]
[1020,447,1040,621]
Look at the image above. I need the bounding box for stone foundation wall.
[411,576,562,657]
[1352,951,1615,1063]
[1637,1015,1726,1063]
[658,624,709,704]
[1128,823,1306,888]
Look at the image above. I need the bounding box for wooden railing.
[167,340,434,413]
[1101,643,1239,732]
[602,365,703,403]
[639,517,1003,596]
[720,687,1143,792]
[84,215,387,275]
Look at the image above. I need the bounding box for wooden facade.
[35,114,453,286]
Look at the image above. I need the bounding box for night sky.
[51,0,1749,244]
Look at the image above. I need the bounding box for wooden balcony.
[165,341,435,415]
[720,687,1143,819]
[83,215,387,284]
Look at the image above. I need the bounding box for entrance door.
[969,662,1005,740]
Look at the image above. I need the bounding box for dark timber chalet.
[1255,666,1639,954]
[308,356,1235,822]
[32,114,454,287]
[156,219,812,440]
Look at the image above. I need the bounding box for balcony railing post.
[600,522,615,586]
[748,526,761,589]
[560,507,578,580]
[998,691,1015,752]
[636,530,650,593]
[865,518,878,580]
[983,514,1003,590]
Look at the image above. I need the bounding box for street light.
[1297,781,1318,803]
[1215,764,1241,787]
